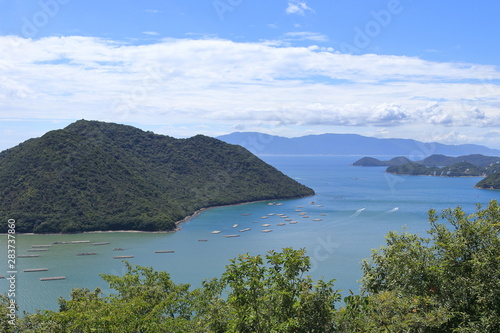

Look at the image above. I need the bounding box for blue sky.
[1,0,499,150]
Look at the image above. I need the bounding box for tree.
[196,247,341,332]
[360,200,500,332]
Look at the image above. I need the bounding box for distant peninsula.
[0,120,314,233]
[353,154,500,189]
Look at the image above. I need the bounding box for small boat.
[77,252,97,256]
[40,276,65,281]
[289,221,298,224]
[299,212,307,216]
[241,213,251,216]
[24,268,48,272]
[313,219,322,221]
[320,213,327,216]
[211,231,221,234]
[232,224,238,228]
[285,219,292,221]
[276,203,283,206]
[261,224,271,227]
[303,216,310,218]
[268,202,275,205]
[239,228,251,232]
[260,216,269,219]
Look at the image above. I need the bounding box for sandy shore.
[2,194,315,236]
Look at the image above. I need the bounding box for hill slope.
[0,121,314,233]
[217,132,500,156]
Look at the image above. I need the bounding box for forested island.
[0,120,314,233]
[353,154,500,189]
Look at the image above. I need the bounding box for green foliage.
[361,200,500,332]
[476,171,500,189]
[198,248,341,332]
[0,120,314,233]
[13,203,500,331]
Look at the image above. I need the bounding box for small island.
[0,120,315,233]
[353,154,500,189]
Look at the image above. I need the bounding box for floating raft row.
[276,223,286,226]
[40,276,65,281]
[261,229,273,233]
[113,248,125,251]
[155,250,175,253]
[224,234,240,238]
[77,252,97,256]
[24,268,48,272]
[239,228,251,232]
[0,276,4,279]
[53,241,90,244]
[198,239,208,242]
[92,242,111,246]
[113,255,134,259]
[18,255,39,258]
[27,249,48,252]
[211,231,221,234]
[261,224,271,227]
[241,213,251,216]
[32,245,51,248]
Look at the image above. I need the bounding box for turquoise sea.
[2,155,500,314]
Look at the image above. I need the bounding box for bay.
[1,155,499,314]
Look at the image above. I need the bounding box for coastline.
[3,194,315,236]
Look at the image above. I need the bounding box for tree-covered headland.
[4,200,499,332]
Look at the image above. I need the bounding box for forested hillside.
[0,120,314,233]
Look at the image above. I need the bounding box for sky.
[0,0,500,151]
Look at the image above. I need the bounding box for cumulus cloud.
[1,35,499,135]
[286,1,314,15]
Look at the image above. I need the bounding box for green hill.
[476,172,500,189]
[0,120,314,233]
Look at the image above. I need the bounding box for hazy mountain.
[0,121,314,233]
[217,132,500,157]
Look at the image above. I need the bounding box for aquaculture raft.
[40,276,65,281]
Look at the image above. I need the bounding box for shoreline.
[3,194,315,236]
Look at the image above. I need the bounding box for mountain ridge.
[0,121,314,233]
[217,132,500,156]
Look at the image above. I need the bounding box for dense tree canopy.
[0,120,314,233]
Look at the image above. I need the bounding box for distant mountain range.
[0,121,314,233]
[217,132,500,157]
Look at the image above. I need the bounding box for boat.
[261,224,271,227]
[241,213,251,216]
[260,216,269,219]
[232,224,238,228]
[313,219,322,221]
[40,276,65,281]
[198,239,208,242]
[303,216,310,218]
[77,252,97,256]
[23,268,48,272]
[289,221,298,224]
[211,230,221,234]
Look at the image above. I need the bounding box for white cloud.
[283,31,328,42]
[142,31,160,36]
[286,1,314,15]
[0,35,499,147]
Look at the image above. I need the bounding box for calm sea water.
[2,155,499,314]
